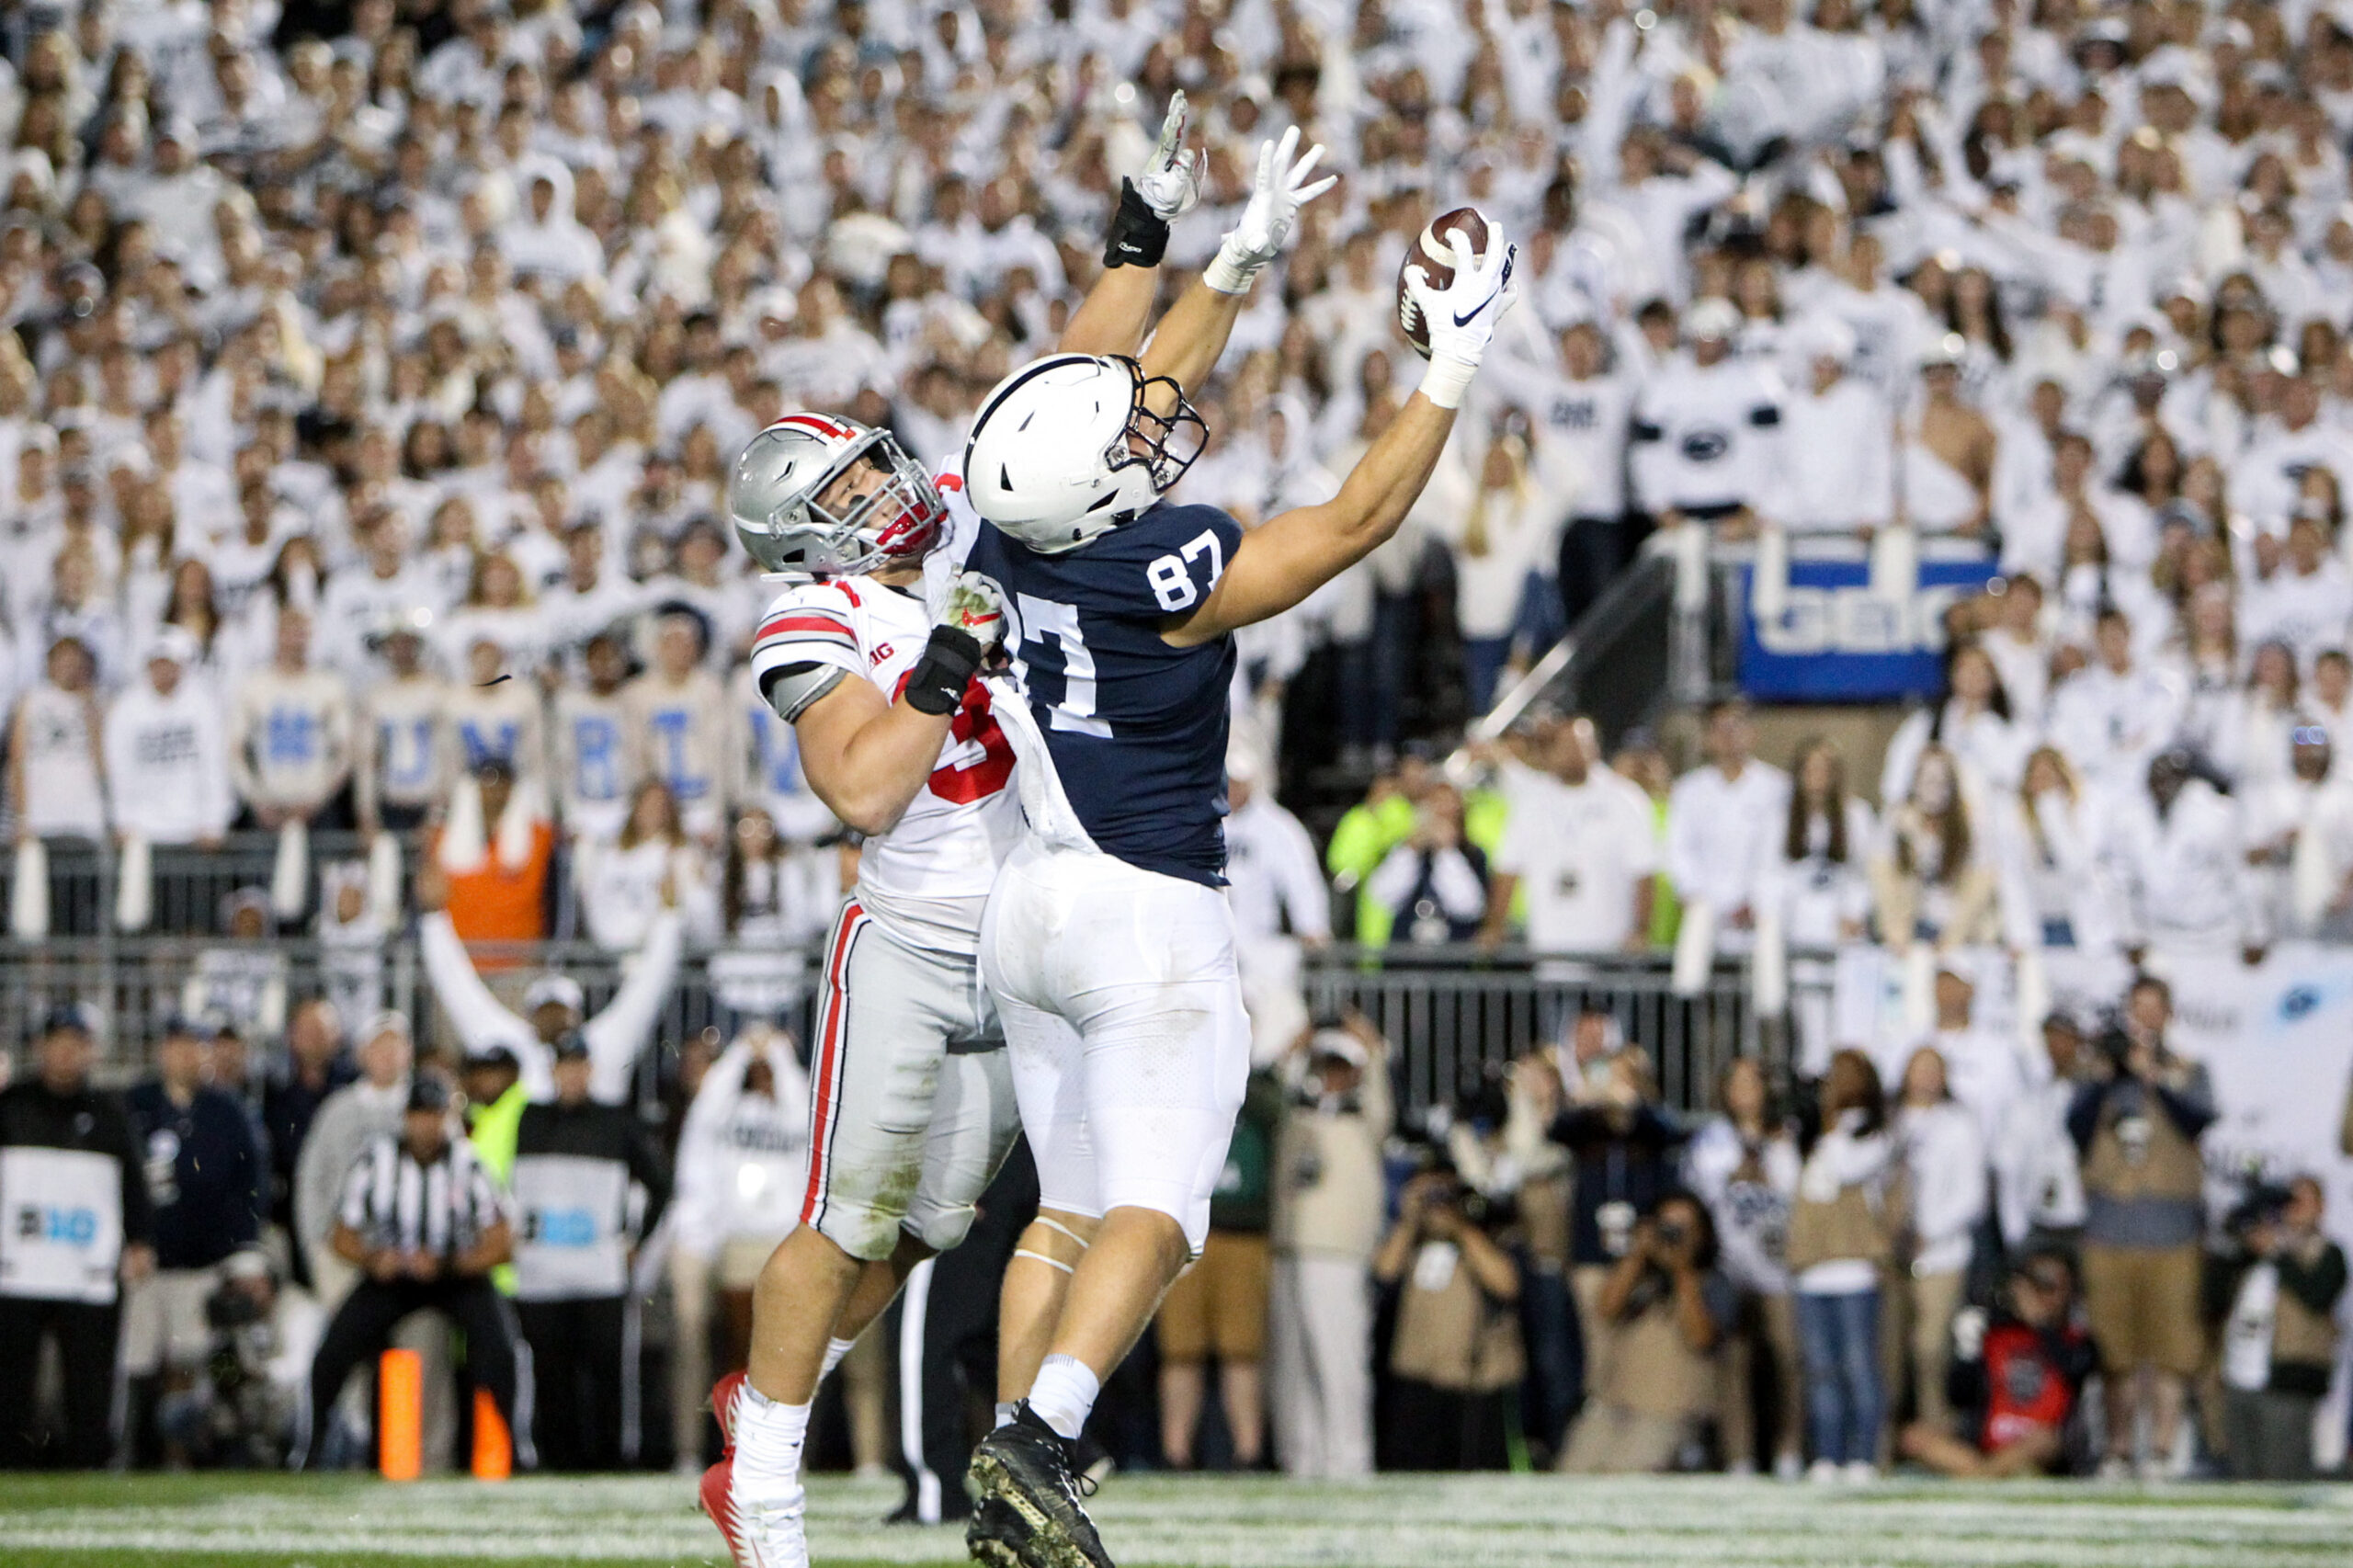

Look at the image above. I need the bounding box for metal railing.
[1,930,1796,1119]
[1477,552,1676,750]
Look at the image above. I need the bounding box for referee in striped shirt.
[294,1075,533,1470]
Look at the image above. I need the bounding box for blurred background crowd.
[4,0,2353,1498]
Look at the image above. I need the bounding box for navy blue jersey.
[967,502,1245,887]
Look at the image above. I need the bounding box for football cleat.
[965,1402,1114,1568]
[699,1451,810,1568]
[964,1493,1042,1567]
[711,1369,748,1452]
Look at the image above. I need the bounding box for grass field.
[2,1470,2349,1568]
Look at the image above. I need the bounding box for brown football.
[1396,206,1493,360]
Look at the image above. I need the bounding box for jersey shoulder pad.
[750,580,866,720]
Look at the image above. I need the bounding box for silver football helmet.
[727,413,948,576]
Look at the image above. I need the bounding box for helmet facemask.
[1108,359,1208,497]
[739,421,946,577]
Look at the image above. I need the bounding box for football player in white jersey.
[705,102,1336,1568]
[953,224,1517,1567]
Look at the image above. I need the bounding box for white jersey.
[747,467,1017,953]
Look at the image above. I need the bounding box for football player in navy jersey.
[705,104,1341,1568]
[956,227,1518,1566]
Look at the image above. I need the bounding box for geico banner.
[1735,558,1999,701]
[2154,943,2353,1466]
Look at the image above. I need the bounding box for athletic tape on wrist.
[1417,353,1481,410]
[1103,178,1171,268]
[904,625,983,715]
[1204,246,1262,295]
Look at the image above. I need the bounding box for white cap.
[1309,1028,1369,1067]
[146,625,200,666]
[1684,296,1742,343]
[523,973,585,1016]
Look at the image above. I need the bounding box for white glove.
[938,569,1006,653]
[1405,226,1519,409]
[1131,89,1200,221]
[1205,125,1336,294]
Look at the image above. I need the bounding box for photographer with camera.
[1371,1164,1523,1471]
[1559,1191,1735,1473]
[2066,976,2216,1481]
[1897,1250,2095,1479]
[1549,1046,1683,1406]
[2210,1176,2345,1481]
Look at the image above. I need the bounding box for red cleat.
[710,1369,748,1453]
[699,1454,753,1567]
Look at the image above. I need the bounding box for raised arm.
[1058,93,1199,359]
[1138,126,1334,396]
[1165,227,1517,646]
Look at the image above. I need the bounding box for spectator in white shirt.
[1978,574,2053,728]
[1667,699,1790,945]
[2241,725,2353,943]
[227,608,354,830]
[1881,640,2029,809]
[2215,641,2303,791]
[2103,749,2253,957]
[579,779,723,954]
[1483,717,1657,961]
[1779,316,1894,536]
[2241,510,2353,665]
[1907,968,2029,1154]
[2045,608,2187,795]
[104,627,233,848]
[1887,1046,1988,1435]
[7,633,108,846]
[1995,1015,2088,1254]
[1996,745,2123,966]
[1764,737,1877,1075]
[1433,426,1553,715]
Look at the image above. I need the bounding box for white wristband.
[1205,243,1262,295]
[1416,352,1480,410]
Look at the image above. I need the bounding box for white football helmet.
[962,354,1206,552]
[727,413,947,576]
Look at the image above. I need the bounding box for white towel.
[271,818,310,920]
[1870,522,1918,605]
[1753,522,1790,624]
[2290,822,2335,933]
[116,835,153,932]
[368,832,405,928]
[2013,946,2051,1065]
[1672,899,1717,996]
[1751,904,1788,1015]
[10,838,49,940]
[1899,943,1936,1039]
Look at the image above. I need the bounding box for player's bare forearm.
[1057,262,1160,358]
[1167,392,1456,644]
[792,676,956,836]
[1138,278,1247,398]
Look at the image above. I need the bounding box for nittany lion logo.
[2279,986,2320,1022]
[1681,426,1731,463]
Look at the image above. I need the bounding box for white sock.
[1026,1354,1100,1441]
[734,1385,813,1502]
[821,1336,857,1381]
[994,1401,1017,1429]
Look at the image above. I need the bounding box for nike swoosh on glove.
[1404,228,1519,409]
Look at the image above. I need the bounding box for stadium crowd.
[3,0,2353,1502]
